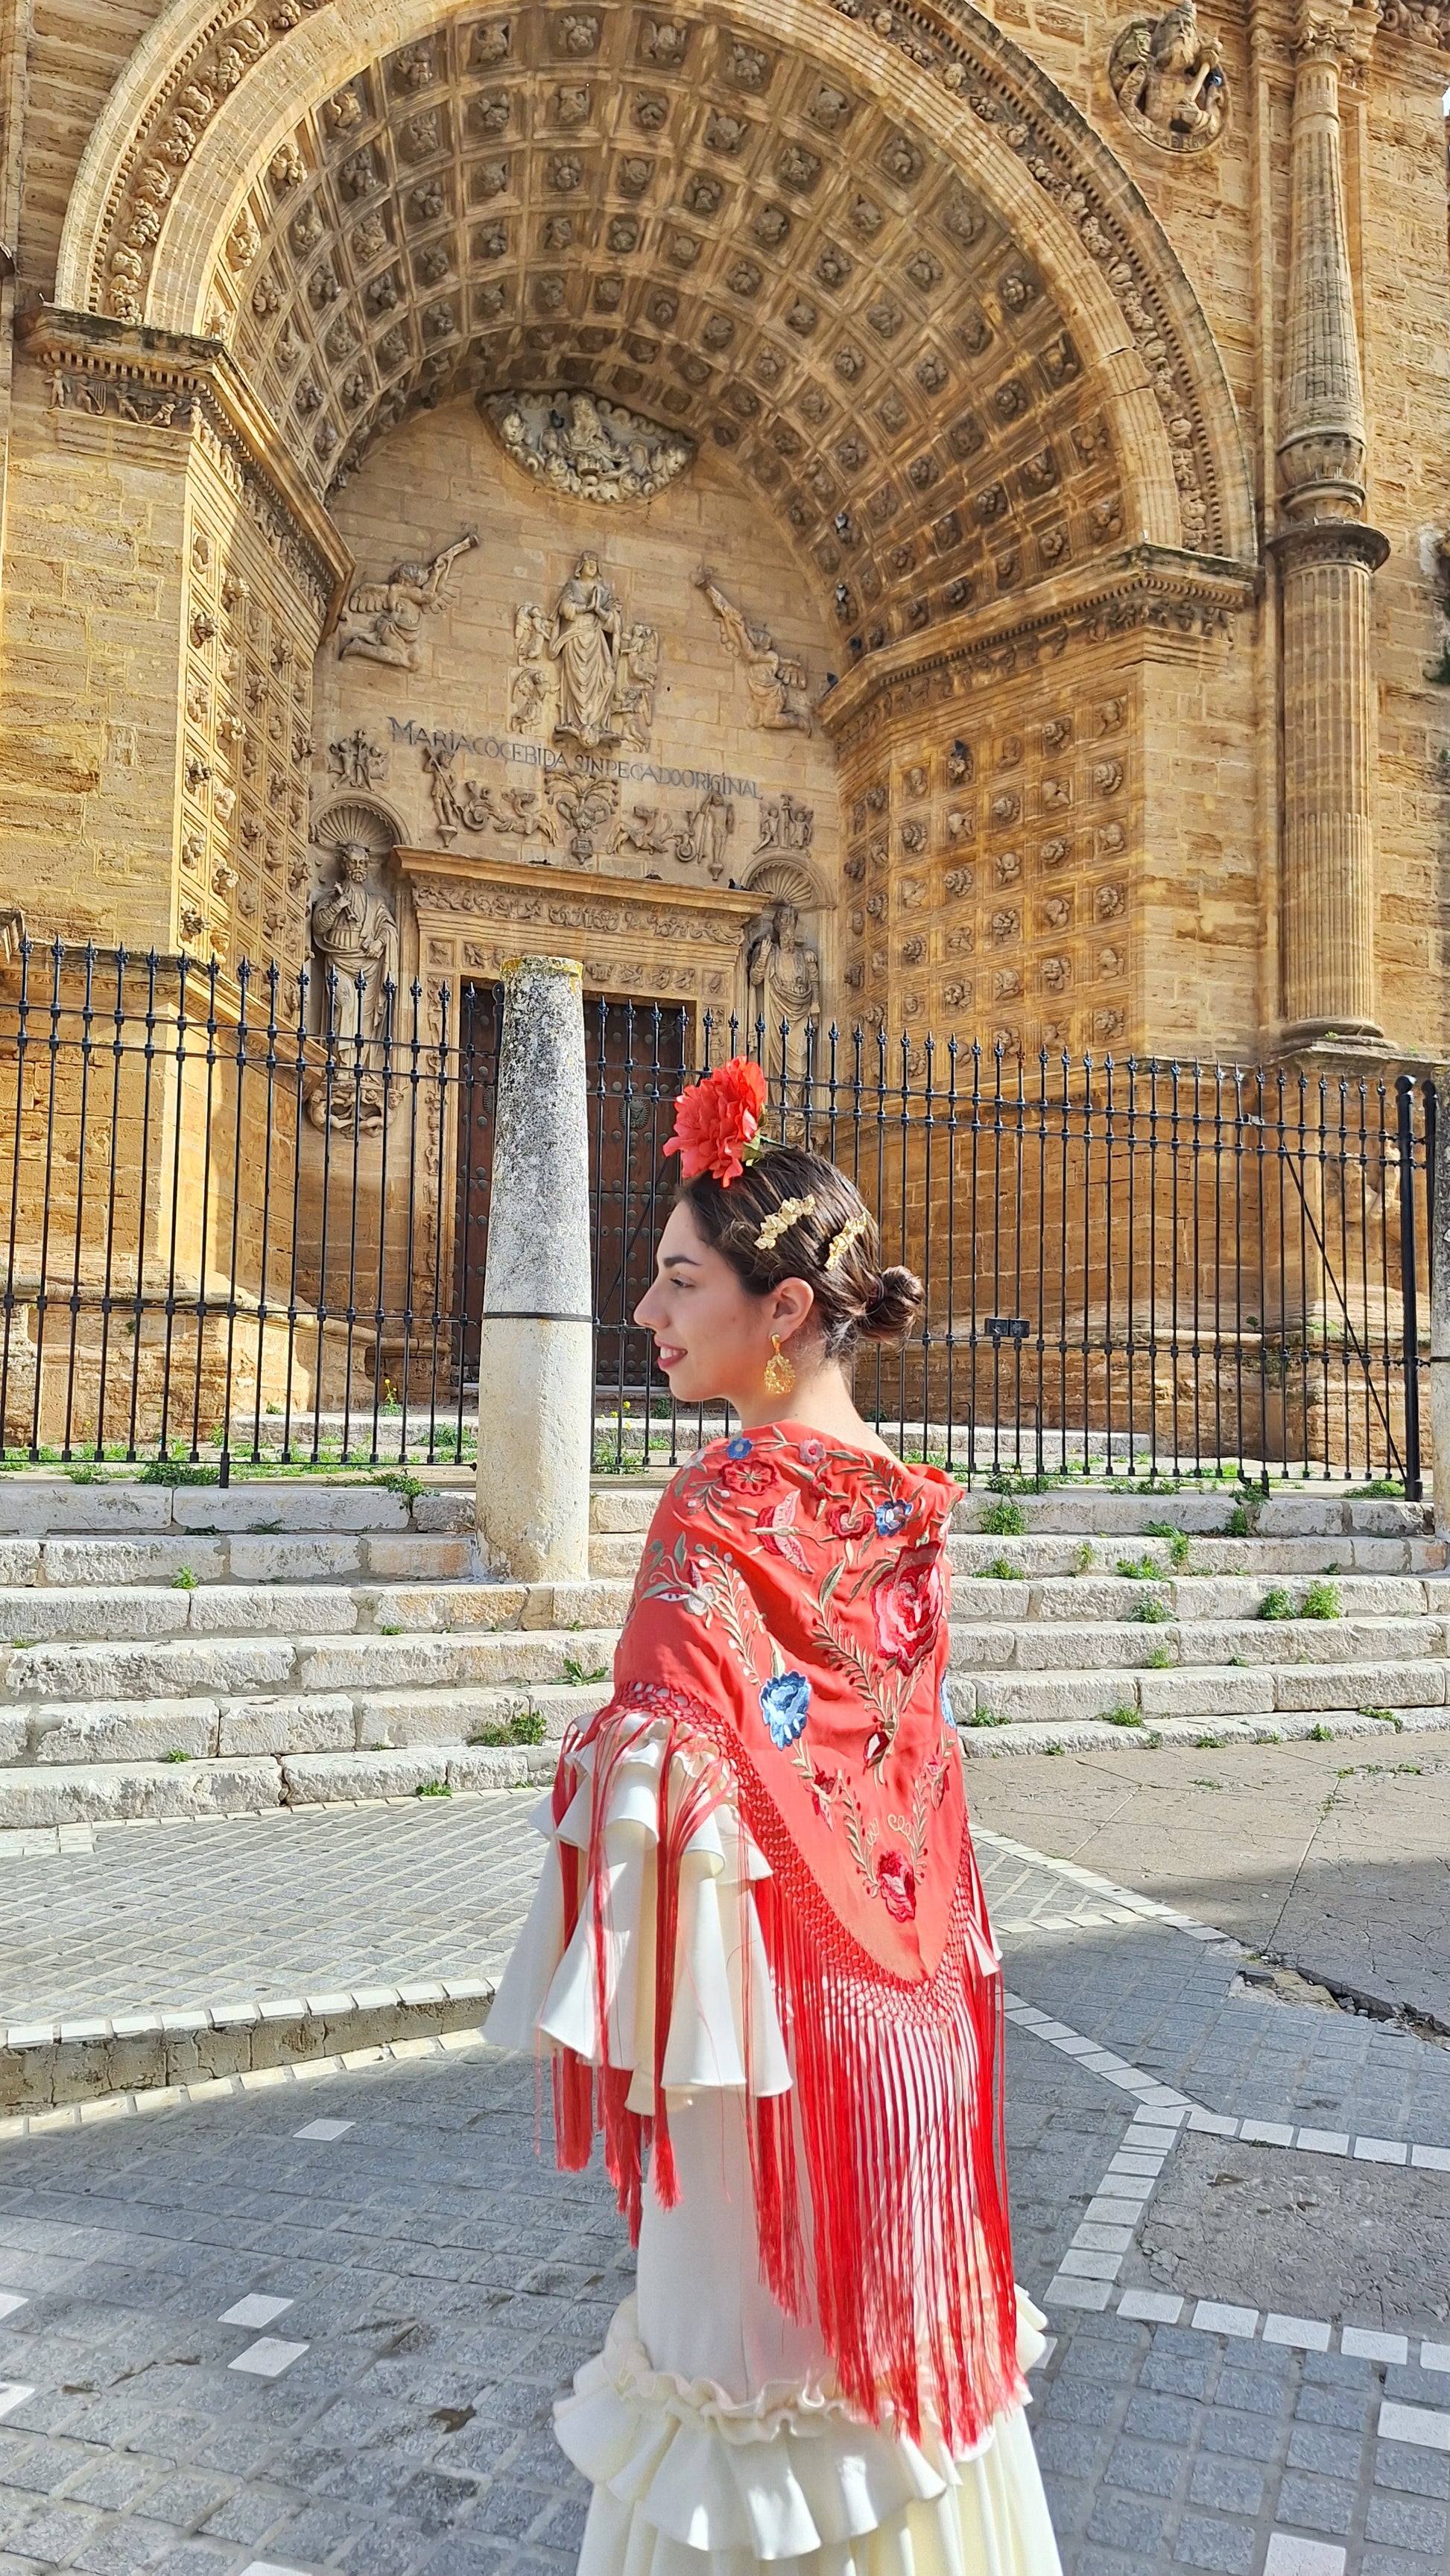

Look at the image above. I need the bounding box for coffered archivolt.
[55,0,1256,655]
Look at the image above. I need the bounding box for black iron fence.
[0,942,1434,1493]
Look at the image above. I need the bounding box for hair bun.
[859,1263,924,1344]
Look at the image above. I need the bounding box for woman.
[487,1058,1062,2576]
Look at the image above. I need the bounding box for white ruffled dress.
[487,1710,1065,2576]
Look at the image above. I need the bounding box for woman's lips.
[656,1343,686,1369]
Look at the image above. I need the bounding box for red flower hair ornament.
[663,1057,769,1185]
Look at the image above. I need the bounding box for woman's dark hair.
[678,1148,923,1358]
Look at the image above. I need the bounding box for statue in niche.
[308,845,399,1128]
[483,387,694,502]
[513,559,659,749]
[748,900,823,1103]
[337,532,478,669]
[694,567,813,734]
[1108,0,1228,151]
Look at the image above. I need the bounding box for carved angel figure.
[1109,0,1227,149]
[338,532,478,670]
[694,568,812,733]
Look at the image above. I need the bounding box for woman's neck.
[734,1365,893,1453]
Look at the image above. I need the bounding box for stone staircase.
[0,1476,1444,1825]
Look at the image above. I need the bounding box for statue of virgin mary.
[548,553,623,748]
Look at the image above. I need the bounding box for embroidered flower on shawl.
[940,1680,958,1730]
[726,1435,753,1459]
[874,1844,917,1921]
[663,1056,767,1184]
[721,1453,778,1496]
[760,1669,811,1746]
[874,1498,911,1536]
[873,1545,945,1674]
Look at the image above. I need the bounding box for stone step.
[2,1678,1443,1827]
[585,1527,1448,1581]
[0,1739,557,1829]
[950,1533,1446,1577]
[585,1482,1432,1541]
[959,1706,1445,1759]
[988,1573,1431,1621]
[947,1612,1446,1672]
[0,1535,483,1587]
[0,1624,620,1711]
[956,1657,1448,1728]
[0,1480,479,1538]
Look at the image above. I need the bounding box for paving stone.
[1124,2393,1198,2444]
[1201,2410,1282,2464]
[70,2526,177,2576]
[1362,2491,1449,2550]
[1086,2492,1174,2551]
[1273,2469,1358,2534]
[1172,2512,1257,2574]
[1104,2437,1182,2499]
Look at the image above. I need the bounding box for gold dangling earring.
[764,1333,796,1397]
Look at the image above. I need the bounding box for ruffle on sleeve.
[555,2295,1063,2576]
[486,1708,792,2109]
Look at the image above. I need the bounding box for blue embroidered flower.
[941,1680,958,1732]
[726,1435,753,1460]
[760,1670,811,1748]
[875,1498,909,1536]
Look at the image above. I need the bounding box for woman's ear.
[769,1276,817,1341]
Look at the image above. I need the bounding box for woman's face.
[634,1201,812,1409]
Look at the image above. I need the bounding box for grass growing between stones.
[467,1710,547,1747]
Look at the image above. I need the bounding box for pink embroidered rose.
[826,1496,873,1541]
[875,1846,917,1922]
[872,1545,944,1673]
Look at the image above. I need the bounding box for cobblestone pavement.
[0,1808,545,2023]
[0,1791,1447,2576]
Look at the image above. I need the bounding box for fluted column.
[1271,0,1387,1047]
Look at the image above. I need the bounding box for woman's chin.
[656,1360,719,1406]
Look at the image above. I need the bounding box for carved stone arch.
[743,855,830,913]
[311,794,402,860]
[56,0,1257,635]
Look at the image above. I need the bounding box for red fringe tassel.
[545,1682,1022,2456]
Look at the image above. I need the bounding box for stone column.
[474,955,593,1581]
[1271,1,1388,1048]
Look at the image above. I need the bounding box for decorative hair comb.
[825,1213,870,1269]
[754,1193,817,1252]
[663,1056,768,1186]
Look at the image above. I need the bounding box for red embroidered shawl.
[549,1421,1022,2449]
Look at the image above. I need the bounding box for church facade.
[0,0,1447,1074]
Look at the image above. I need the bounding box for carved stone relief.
[694,568,812,735]
[1108,1,1229,151]
[482,388,694,501]
[747,897,823,1094]
[512,555,660,751]
[336,533,478,669]
[306,827,400,1126]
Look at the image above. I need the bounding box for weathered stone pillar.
[475,955,593,1581]
[1271,1,1388,1048]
